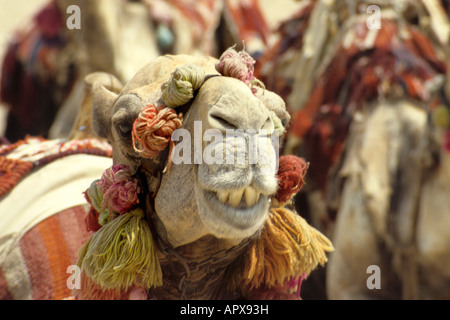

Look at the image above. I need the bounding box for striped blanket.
[0,206,90,299]
[0,138,112,299]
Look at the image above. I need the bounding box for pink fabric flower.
[97,164,141,215]
[215,47,256,86]
[238,50,256,83]
[98,164,131,193]
[102,179,140,214]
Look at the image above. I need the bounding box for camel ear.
[90,74,122,139]
[84,72,123,93]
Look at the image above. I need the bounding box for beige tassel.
[243,206,334,289]
[161,64,205,108]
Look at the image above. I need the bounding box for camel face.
[155,76,280,246]
[91,55,289,247]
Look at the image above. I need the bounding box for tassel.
[241,154,332,290]
[274,155,309,204]
[101,177,140,215]
[216,46,254,84]
[77,208,163,292]
[84,179,113,228]
[84,180,104,214]
[242,206,333,290]
[432,105,450,128]
[270,111,286,136]
[132,104,182,160]
[161,64,205,108]
[215,45,265,93]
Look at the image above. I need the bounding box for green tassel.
[85,180,103,213]
[77,208,163,290]
[85,180,113,226]
[270,111,285,136]
[161,64,205,108]
[433,105,450,128]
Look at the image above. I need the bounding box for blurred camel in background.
[256,0,450,299]
[0,0,276,141]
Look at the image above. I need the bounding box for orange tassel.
[242,206,333,291]
[132,104,182,160]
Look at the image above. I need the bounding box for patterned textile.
[0,137,112,198]
[0,206,91,300]
[0,137,112,299]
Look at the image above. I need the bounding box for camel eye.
[117,122,133,137]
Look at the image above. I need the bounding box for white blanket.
[0,154,111,246]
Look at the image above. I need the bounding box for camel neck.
[148,235,250,299]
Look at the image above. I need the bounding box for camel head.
[90,53,290,248]
[77,50,333,300]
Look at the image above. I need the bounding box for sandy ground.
[0,0,302,137]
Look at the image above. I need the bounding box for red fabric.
[85,206,102,232]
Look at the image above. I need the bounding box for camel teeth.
[217,190,229,204]
[244,187,259,207]
[228,189,245,208]
[216,187,261,208]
